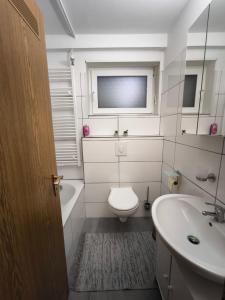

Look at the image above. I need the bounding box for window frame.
[182,66,204,114]
[89,67,154,115]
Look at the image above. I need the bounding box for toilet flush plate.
[115,142,127,156]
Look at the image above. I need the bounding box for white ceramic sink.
[152,194,225,283]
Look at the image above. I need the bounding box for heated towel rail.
[48,64,81,167]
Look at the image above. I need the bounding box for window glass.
[183,74,197,108]
[97,76,147,108]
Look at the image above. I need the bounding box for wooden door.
[0,0,68,299]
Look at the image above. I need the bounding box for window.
[90,68,154,114]
[183,75,197,108]
[182,65,203,114]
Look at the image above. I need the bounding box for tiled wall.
[160,0,225,210]
[83,137,162,217]
[47,49,163,179]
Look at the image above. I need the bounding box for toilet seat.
[108,187,139,211]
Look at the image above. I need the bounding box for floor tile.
[69,289,162,300]
[69,217,161,300]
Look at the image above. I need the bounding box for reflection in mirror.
[182,0,225,136]
[200,0,225,135]
[181,6,209,134]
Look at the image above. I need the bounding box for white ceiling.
[37,0,67,34]
[37,0,189,35]
[190,0,225,33]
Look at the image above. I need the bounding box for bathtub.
[59,180,84,226]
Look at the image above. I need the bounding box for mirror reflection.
[181,0,225,136]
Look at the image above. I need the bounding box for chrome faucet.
[202,202,225,223]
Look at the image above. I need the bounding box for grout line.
[215,138,225,203]
[85,181,161,184]
[196,5,210,135]
[162,160,174,171]
[161,113,178,117]
[82,137,163,140]
[216,198,225,206]
[161,79,185,96]
[170,170,217,199]
[160,137,165,195]
[83,160,162,163]
[163,139,224,155]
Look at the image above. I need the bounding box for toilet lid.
[108,187,139,211]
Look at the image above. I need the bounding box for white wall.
[165,0,211,66]
[47,48,164,179]
[83,137,162,217]
[46,34,167,50]
[161,0,225,213]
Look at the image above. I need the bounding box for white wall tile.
[216,199,225,209]
[178,176,214,203]
[76,97,83,119]
[161,84,180,116]
[217,155,225,203]
[177,81,184,114]
[162,55,183,93]
[86,199,154,218]
[84,162,119,183]
[132,204,152,217]
[120,139,163,162]
[175,113,182,136]
[174,143,221,196]
[77,96,89,119]
[163,140,176,167]
[219,70,225,94]
[197,116,223,135]
[161,115,178,140]
[120,182,161,203]
[83,117,118,136]
[80,71,88,98]
[160,182,170,195]
[120,162,161,183]
[57,166,83,180]
[83,140,118,162]
[119,117,160,136]
[85,183,119,203]
[212,94,225,117]
[179,49,187,83]
[181,116,198,135]
[176,134,224,154]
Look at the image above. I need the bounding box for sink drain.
[187,235,200,245]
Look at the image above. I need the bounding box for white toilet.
[108,187,139,222]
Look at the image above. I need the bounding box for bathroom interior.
[1,0,225,299]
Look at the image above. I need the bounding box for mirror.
[181,0,225,136]
[201,0,225,135]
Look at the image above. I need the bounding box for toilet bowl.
[108,187,139,222]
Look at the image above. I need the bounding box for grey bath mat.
[70,231,156,292]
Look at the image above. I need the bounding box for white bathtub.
[59,180,84,226]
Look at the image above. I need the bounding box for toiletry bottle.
[209,123,217,135]
[83,125,90,137]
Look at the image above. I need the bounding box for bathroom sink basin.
[152,194,225,283]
